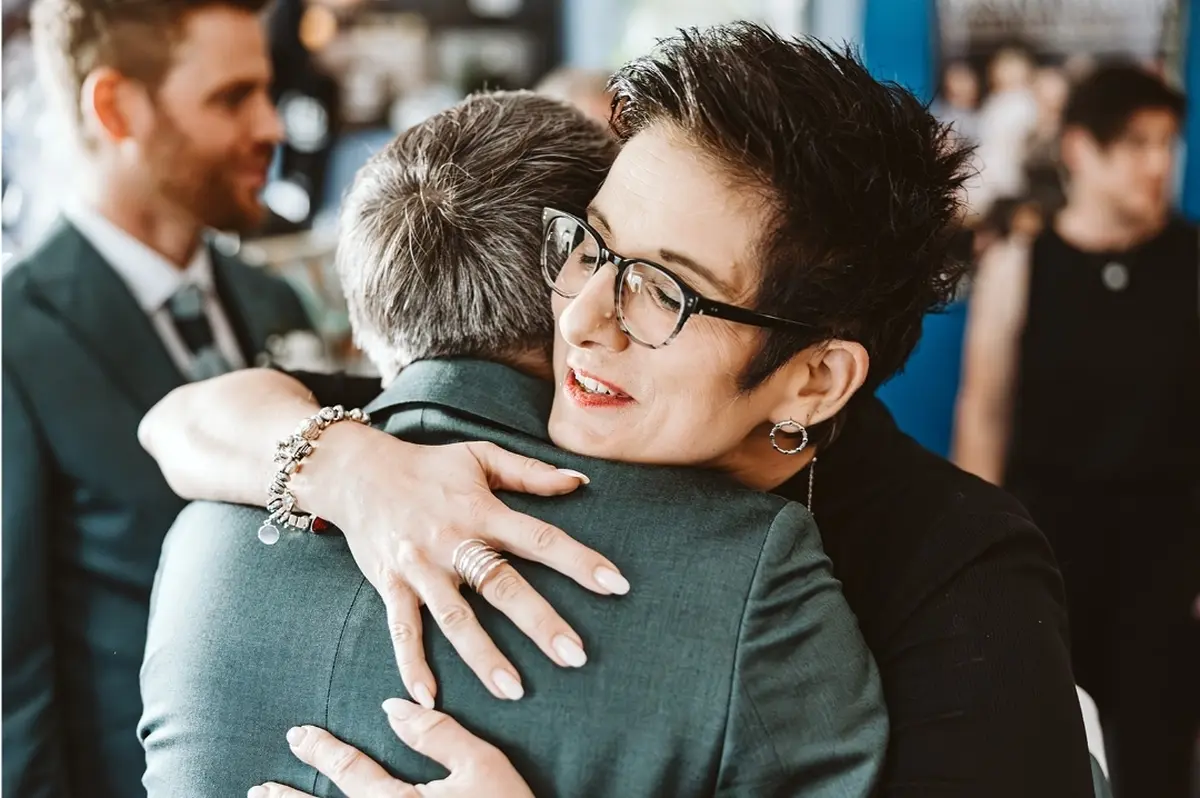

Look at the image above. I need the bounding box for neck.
[715,423,816,492]
[80,168,203,268]
[1056,193,1167,252]
[504,349,554,383]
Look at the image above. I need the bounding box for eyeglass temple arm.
[692,297,812,331]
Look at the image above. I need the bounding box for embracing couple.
[137,22,1100,798]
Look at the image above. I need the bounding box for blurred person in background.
[955,63,1200,798]
[931,59,981,143]
[1023,65,1071,216]
[534,66,614,126]
[973,45,1039,215]
[1,0,312,795]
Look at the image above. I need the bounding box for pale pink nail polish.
[492,670,524,700]
[594,567,630,595]
[556,468,590,484]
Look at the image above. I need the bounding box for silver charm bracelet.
[257,404,370,545]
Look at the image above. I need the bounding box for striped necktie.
[166,283,233,381]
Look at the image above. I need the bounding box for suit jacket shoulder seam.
[320,577,371,792]
[714,503,793,789]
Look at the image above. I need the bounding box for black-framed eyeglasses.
[540,208,811,348]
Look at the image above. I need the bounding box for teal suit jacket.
[2,220,313,798]
[140,359,886,797]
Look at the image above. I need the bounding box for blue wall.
[862,0,963,456]
[862,0,937,102]
[1182,0,1200,219]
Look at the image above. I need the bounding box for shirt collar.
[62,203,213,313]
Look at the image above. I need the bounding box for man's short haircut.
[609,23,972,398]
[31,0,270,141]
[1062,63,1186,146]
[337,90,618,380]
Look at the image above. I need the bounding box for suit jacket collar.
[60,202,213,312]
[364,359,553,443]
[23,220,284,409]
[25,219,185,411]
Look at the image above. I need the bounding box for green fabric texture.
[140,358,886,798]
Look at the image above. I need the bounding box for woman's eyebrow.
[590,205,740,297]
[657,248,740,298]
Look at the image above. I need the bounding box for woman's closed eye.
[649,284,681,312]
[627,272,681,312]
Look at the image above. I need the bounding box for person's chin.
[547,405,612,458]
[1125,200,1167,228]
[211,201,265,235]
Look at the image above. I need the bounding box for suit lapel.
[27,221,184,411]
[211,249,278,365]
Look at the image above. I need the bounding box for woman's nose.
[557,266,629,353]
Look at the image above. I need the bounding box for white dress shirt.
[63,204,247,376]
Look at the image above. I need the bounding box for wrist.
[290,420,389,526]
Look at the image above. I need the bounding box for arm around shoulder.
[138,368,321,504]
[717,502,886,797]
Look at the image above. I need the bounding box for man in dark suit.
[138,91,886,797]
[2,1,312,795]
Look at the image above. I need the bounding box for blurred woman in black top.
[957,64,1200,798]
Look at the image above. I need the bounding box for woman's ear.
[769,339,870,427]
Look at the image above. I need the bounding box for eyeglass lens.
[542,215,686,347]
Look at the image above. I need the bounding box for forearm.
[952,393,1009,485]
[139,369,321,505]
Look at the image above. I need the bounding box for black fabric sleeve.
[283,369,381,409]
[875,514,1095,798]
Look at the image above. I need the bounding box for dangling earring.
[769,419,809,455]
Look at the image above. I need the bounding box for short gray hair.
[336,90,619,381]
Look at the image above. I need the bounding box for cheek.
[551,293,568,323]
[649,327,756,419]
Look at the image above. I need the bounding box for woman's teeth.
[577,373,615,396]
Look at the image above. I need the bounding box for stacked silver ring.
[452,539,507,592]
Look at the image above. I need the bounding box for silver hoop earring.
[769,419,809,455]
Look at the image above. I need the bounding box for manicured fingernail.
[410,683,435,709]
[247,788,267,798]
[594,567,630,595]
[556,468,590,484]
[492,669,524,700]
[286,726,306,746]
[553,635,587,667]
[383,697,419,719]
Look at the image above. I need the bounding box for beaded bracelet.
[257,404,370,545]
